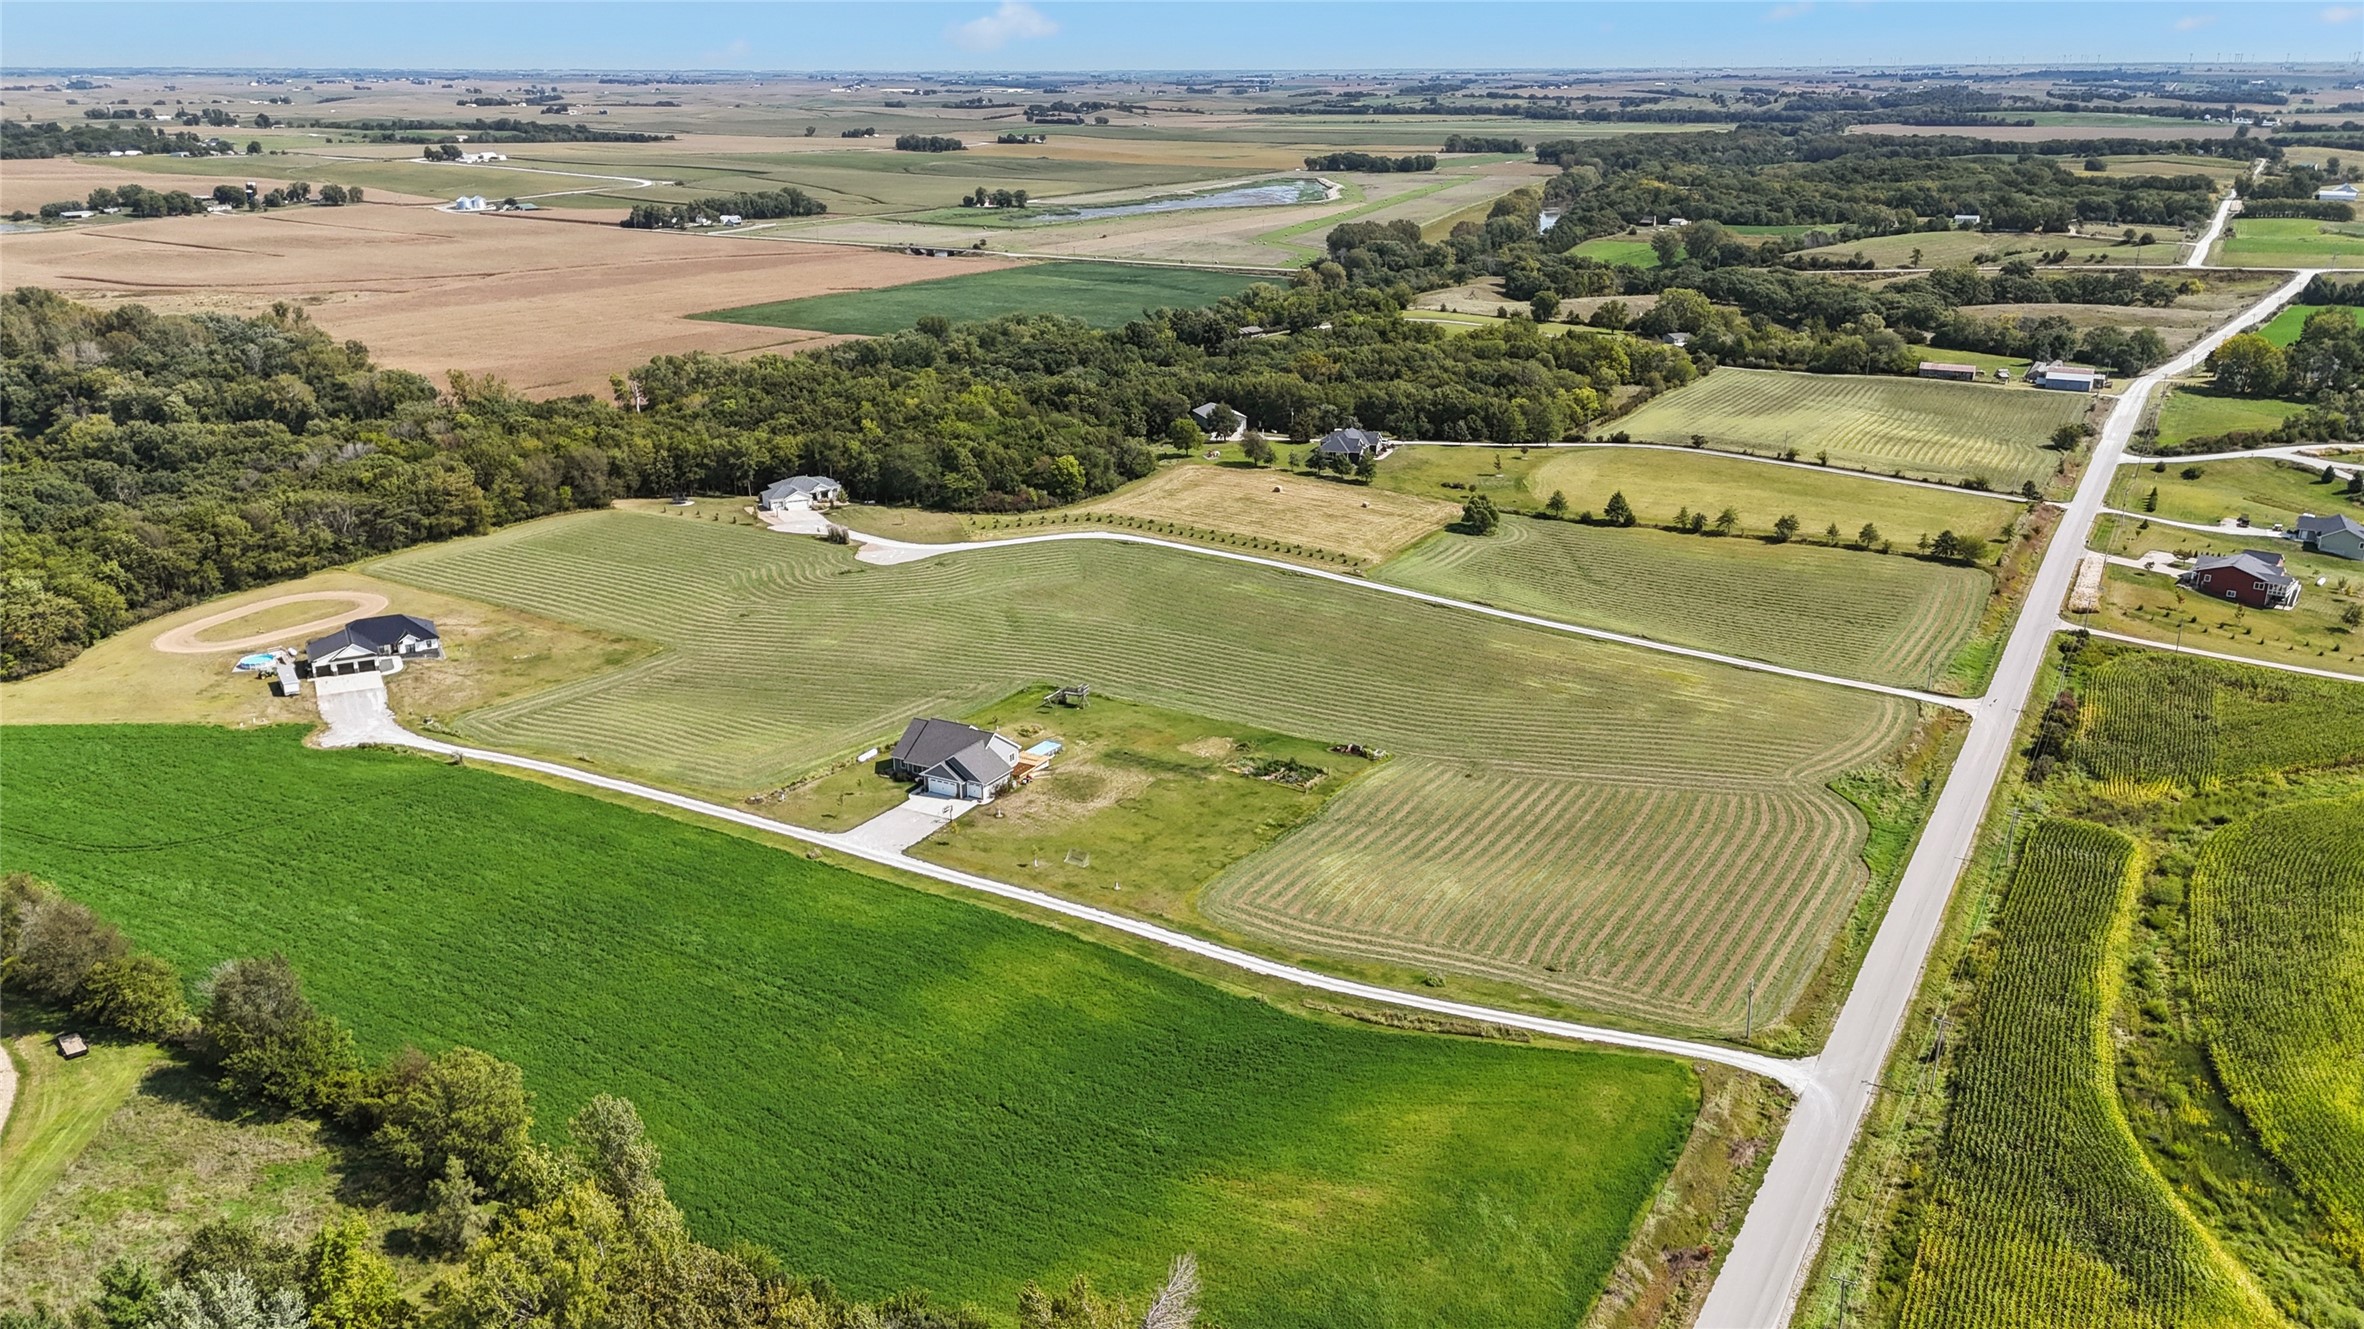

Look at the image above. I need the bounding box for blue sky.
[2,2,2358,72]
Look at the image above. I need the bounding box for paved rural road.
[1695,266,2319,1329]
[315,676,1815,1092]
[2187,190,2241,269]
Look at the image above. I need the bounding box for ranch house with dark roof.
[888,716,1022,802]
[1316,427,1391,461]
[2296,512,2364,561]
[2180,550,2300,610]
[760,475,846,512]
[306,614,443,676]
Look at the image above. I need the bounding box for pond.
[1036,177,1331,222]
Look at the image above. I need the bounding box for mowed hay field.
[1371,517,1989,687]
[1521,447,2020,544]
[371,511,1918,1032]
[697,261,1262,335]
[0,726,1697,1327]
[2212,218,2364,268]
[1067,464,1460,563]
[0,207,1020,395]
[1603,369,2088,491]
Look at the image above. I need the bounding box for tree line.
[619,186,826,229]
[0,875,1202,1329]
[0,277,1691,676]
[1301,152,1436,173]
[894,135,967,153]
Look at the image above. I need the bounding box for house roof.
[309,613,438,659]
[895,717,997,772]
[1317,427,1385,454]
[923,738,1014,789]
[2190,550,2295,585]
[1189,402,1228,424]
[2297,512,2364,539]
[761,475,843,502]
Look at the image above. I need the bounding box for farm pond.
[1035,176,1331,221]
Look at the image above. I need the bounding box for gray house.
[306,614,442,676]
[2296,512,2364,561]
[1316,427,1391,461]
[1190,402,1245,441]
[759,475,846,512]
[888,716,1022,802]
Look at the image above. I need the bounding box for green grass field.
[696,261,1262,334]
[370,510,1918,1033]
[2256,303,2364,347]
[0,1020,163,1239]
[1795,228,2181,267]
[1602,369,2089,491]
[0,724,1697,1326]
[1520,447,2021,544]
[2107,456,2359,529]
[2083,520,2364,675]
[1569,236,1662,267]
[2148,388,2310,448]
[2190,795,2364,1267]
[1897,818,2281,1329]
[2212,218,2364,269]
[1372,517,1989,688]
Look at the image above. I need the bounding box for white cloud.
[2324,5,2360,22]
[1765,2,1814,20]
[948,2,1058,52]
[2173,13,2217,30]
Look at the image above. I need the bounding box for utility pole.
[1745,977,1757,1042]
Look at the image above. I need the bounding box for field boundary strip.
[323,688,1816,1093]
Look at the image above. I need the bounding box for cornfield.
[2190,794,2364,1268]
[1898,818,2284,1329]
[2076,650,2364,789]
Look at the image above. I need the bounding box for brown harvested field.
[0,157,439,213]
[1952,302,2235,353]
[0,206,1024,395]
[1070,463,1459,562]
[1847,120,2241,141]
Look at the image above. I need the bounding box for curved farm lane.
[152,590,388,654]
[1395,441,2030,503]
[311,681,1816,1093]
[1696,268,2322,1329]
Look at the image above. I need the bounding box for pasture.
[2105,456,2358,529]
[1600,368,2087,491]
[0,725,1696,1326]
[696,261,1262,334]
[2190,795,2364,1266]
[0,207,999,396]
[1794,228,2180,267]
[1569,236,1662,267]
[2148,387,2310,448]
[1897,819,2280,1329]
[1372,517,1990,688]
[1519,447,2020,542]
[2257,302,2364,347]
[2212,218,2364,269]
[1058,463,1459,564]
[370,510,1919,1033]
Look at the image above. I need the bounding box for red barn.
[2181,550,2299,609]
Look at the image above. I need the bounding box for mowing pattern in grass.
[2190,794,2364,1265]
[1371,517,1988,688]
[1202,759,1883,1033]
[2075,651,2364,788]
[0,725,1698,1327]
[1897,819,2282,1329]
[373,512,1914,1030]
[1521,449,2019,551]
[1603,369,2087,490]
[695,261,1261,334]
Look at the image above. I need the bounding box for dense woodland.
[0,281,1690,675]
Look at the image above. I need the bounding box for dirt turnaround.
[151,591,390,654]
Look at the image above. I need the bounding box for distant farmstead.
[2180,550,2300,609]
[2030,360,2103,392]
[888,717,1021,802]
[1317,427,1393,460]
[1918,362,1979,382]
[306,614,444,676]
[2317,183,2360,203]
[759,475,846,512]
